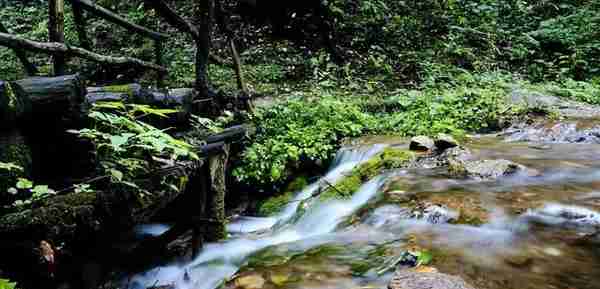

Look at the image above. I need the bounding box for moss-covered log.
[0,75,86,128]
[0,158,203,281]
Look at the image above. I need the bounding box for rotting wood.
[68,0,168,41]
[0,75,85,126]
[48,0,66,75]
[0,32,167,72]
[0,22,38,76]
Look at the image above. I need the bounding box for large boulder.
[410,136,435,152]
[389,269,477,289]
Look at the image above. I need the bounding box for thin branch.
[0,32,167,72]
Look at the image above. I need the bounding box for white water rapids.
[129,144,387,289]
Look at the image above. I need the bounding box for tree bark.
[0,32,167,72]
[48,0,66,75]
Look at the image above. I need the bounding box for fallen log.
[84,84,193,107]
[0,75,85,127]
[0,32,167,72]
[205,125,250,144]
[0,136,233,284]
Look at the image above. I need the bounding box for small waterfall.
[228,144,386,233]
[129,144,387,289]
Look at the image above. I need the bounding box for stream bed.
[129,126,600,289]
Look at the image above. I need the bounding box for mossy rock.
[320,148,415,200]
[257,191,294,216]
[0,191,98,241]
[257,175,308,216]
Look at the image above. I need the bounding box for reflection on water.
[131,136,600,289]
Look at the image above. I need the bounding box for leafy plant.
[233,98,374,186]
[9,178,56,207]
[0,162,23,173]
[0,278,17,289]
[70,102,198,194]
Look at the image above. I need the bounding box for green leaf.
[109,169,124,182]
[0,162,23,173]
[110,135,130,151]
[0,278,17,289]
[31,185,53,196]
[16,178,33,190]
[415,250,433,266]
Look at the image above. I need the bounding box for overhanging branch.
[0,32,167,72]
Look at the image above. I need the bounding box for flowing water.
[129,132,600,289]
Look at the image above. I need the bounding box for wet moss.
[285,175,308,192]
[320,148,415,200]
[258,192,294,216]
[0,191,98,239]
[103,84,136,97]
[257,175,308,216]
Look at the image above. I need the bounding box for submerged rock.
[388,269,477,289]
[411,203,459,224]
[524,203,600,230]
[410,136,435,152]
[448,159,524,180]
[234,274,266,289]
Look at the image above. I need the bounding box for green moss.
[103,84,135,97]
[258,192,294,216]
[320,148,415,200]
[0,191,97,234]
[285,175,308,192]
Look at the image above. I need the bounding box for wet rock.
[524,203,600,230]
[434,134,459,151]
[411,203,459,224]
[449,159,523,180]
[509,88,600,119]
[505,121,600,144]
[412,146,472,169]
[366,205,411,227]
[410,136,435,152]
[234,274,265,289]
[388,269,477,289]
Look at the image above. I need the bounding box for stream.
[129,121,600,289]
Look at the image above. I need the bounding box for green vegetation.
[0,278,17,289]
[320,148,415,200]
[70,101,198,196]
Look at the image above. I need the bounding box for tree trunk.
[49,0,66,75]
[205,143,229,241]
